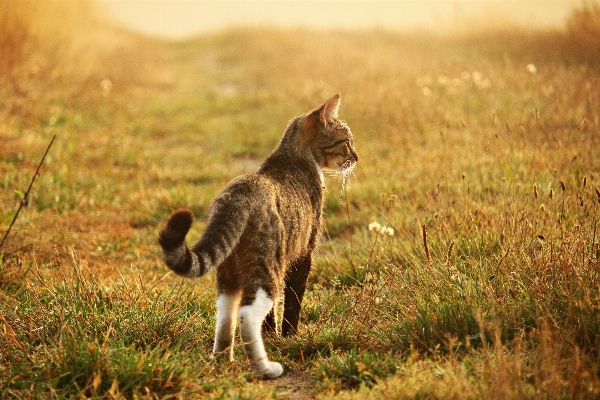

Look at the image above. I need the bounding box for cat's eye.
[321,139,347,150]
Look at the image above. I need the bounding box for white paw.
[262,362,283,379]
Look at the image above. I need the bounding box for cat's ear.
[319,93,341,125]
[302,93,341,135]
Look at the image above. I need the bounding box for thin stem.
[1,135,57,249]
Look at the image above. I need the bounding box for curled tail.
[158,209,205,277]
[158,206,247,278]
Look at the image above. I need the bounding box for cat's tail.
[158,206,247,278]
[158,209,207,277]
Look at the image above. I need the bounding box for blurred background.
[97,0,579,38]
[1,0,597,91]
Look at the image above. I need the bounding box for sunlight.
[98,0,579,38]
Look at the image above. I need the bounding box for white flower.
[368,222,381,232]
[526,63,537,74]
[100,78,112,97]
[475,78,491,90]
[437,75,452,87]
[369,221,394,236]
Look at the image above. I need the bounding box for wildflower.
[368,221,381,232]
[100,78,112,97]
[369,221,394,236]
[526,63,537,74]
[475,78,491,90]
[437,75,452,87]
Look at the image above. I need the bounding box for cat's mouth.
[341,159,357,173]
[326,159,357,192]
[326,159,357,179]
[325,158,357,174]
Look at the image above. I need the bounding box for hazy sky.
[98,1,578,39]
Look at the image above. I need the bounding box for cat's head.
[302,93,359,174]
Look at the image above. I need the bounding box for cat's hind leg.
[238,288,283,379]
[213,291,241,361]
[262,309,277,333]
[262,292,283,334]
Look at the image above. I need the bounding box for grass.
[2,1,600,398]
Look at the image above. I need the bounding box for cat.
[158,93,358,379]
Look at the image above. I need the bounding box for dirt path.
[270,372,317,399]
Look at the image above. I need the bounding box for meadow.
[1,1,600,398]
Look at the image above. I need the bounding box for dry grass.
[2,1,600,398]
[565,1,600,66]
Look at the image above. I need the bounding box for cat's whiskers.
[325,159,357,194]
[341,160,357,192]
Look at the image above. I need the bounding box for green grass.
[2,2,600,398]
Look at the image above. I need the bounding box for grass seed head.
[422,224,431,264]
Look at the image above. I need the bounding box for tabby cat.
[158,93,358,379]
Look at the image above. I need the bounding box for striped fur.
[157,93,358,378]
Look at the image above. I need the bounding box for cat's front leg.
[282,255,311,337]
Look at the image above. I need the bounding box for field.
[2,1,600,398]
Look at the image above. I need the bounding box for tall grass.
[0,246,283,398]
[565,1,600,66]
[2,1,600,398]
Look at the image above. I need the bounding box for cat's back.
[217,153,320,207]
[210,158,321,252]
[214,168,314,216]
